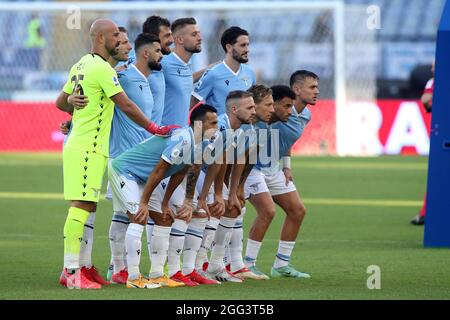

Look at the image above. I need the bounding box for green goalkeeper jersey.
[62,53,123,157]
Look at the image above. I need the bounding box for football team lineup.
[2,5,449,300]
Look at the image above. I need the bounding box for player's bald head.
[89,19,121,57]
[90,19,118,39]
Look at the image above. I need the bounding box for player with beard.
[190,26,256,115]
[56,19,177,289]
[190,26,256,272]
[160,17,202,127]
[106,33,166,284]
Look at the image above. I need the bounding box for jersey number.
[71,74,85,95]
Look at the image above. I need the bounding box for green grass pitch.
[0,153,449,300]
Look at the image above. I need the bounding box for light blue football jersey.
[148,70,165,125]
[192,61,256,115]
[118,49,166,125]
[112,127,196,184]
[203,114,256,168]
[257,106,311,173]
[109,64,154,158]
[161,53,194,127]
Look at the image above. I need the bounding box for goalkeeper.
[55,19,178,289]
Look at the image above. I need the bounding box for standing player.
[77,26,133,286]
[190,26,256,270]
[107,17,174,281]
[161,17,202,127]
[107,33,164,284]
[108,105,218,288]
[55,19,177,289]
[142,16,173,125]
[411,63,434,226]
[244,73,319,279]
[190,26,256,115]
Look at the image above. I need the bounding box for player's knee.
[259,207,276,223]
[292,203,306,222]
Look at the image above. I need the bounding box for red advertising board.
[0,100,432,155]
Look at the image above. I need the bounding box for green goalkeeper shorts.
[63,148,107,202]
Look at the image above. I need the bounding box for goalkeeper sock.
[63,207,90,270]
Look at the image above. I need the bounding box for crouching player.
[244,75,319,279]
[108,104,218,288]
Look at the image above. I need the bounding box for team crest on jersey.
[240,77,249,86]
[112,76,120,86]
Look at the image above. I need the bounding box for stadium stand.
[0,0,444,99]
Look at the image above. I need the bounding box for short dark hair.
[248,85,272,104]
[134,33,160,52]
[118,26,127,33]
[171,17,197,34]
[142,16,170,35]
[289,70,320,87]
[190,103,217,123]
[271,85,296,102]
[220,26,249,52]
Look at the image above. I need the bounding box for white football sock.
[195,217,219,270]
[207,216,236,272]
[109,213,129,273]
[149,225,171,278]
[168,219,188,277]
[230,212,245,272]
[182,218,207,275]
[244,238,262,268]
[125,223,144,280]
[273,240,296,269]
[79,212,95,268]
[146,218,154,262]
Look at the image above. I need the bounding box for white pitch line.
[0,192,421,207]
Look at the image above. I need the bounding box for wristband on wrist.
[282,156,291,169]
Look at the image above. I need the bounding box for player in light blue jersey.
[117,16,173,125]
[108,104,218,288]
[109,33,164,158]
[191,26,256,115]
[106,33,166,284]
[161,18,202,127]
[142,16,174,125]
[244,74,320,280]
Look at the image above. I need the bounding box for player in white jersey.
[244,73,320,279]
